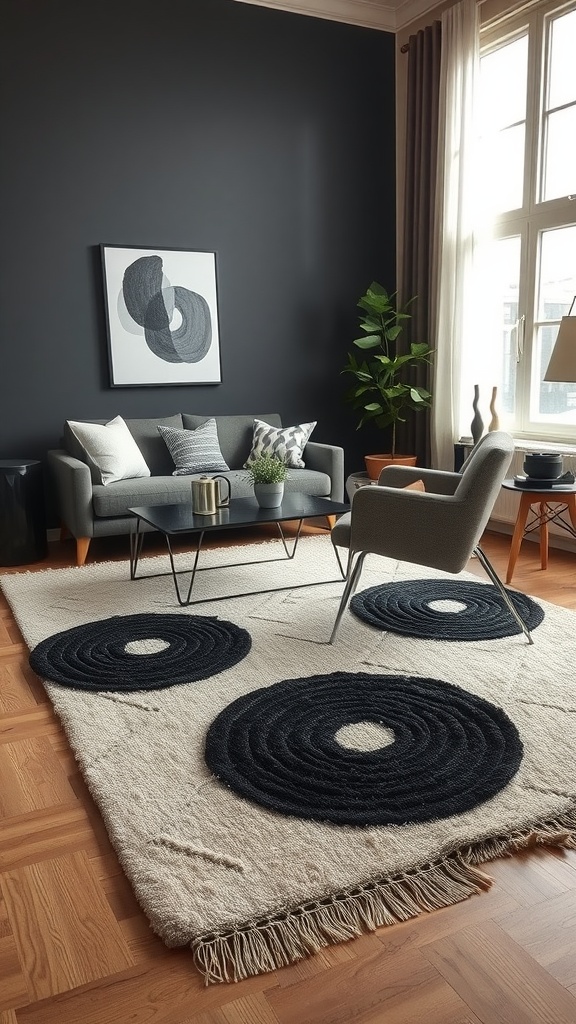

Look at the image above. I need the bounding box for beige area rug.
[2,535,576,984]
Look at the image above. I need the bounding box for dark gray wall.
[0,0,396,500]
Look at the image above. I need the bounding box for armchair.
[330,432,533,644]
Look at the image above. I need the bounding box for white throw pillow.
[244,419,316,469]
[158,419,230,475]
[67,416,151,486]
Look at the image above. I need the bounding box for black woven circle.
[29,613,251,692]
[205,671,523,825]
[350,579,544,640]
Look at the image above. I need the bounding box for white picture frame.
[101,245,222,387]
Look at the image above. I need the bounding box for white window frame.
[479,0,576,444]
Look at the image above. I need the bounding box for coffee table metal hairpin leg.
[129,519,146,580]
[130,514,348,606]
[276,520,345,580]
[164,532,206,607]
[276,518,304,558]
[168,520,304,605]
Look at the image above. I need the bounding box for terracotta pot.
[364,454,418,481]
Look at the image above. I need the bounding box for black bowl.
[523,453,563,480]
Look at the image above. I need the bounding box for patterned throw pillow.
[158,419,230,476]
[244,419,316,469]
[67,415,151,486]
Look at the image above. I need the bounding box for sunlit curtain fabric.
[399,20,441,467]
[431,0,480,470]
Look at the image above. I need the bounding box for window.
[460,0,576,442]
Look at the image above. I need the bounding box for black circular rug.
[350,579,544,640]
[204,671,523,826]
[29,613,251,692]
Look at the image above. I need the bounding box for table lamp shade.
[544,315,576,383]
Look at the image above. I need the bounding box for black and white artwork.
[101,246,221,386]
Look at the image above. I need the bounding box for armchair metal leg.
[331,540,349,580]
[329,551,368,644]
[474,545,534,645]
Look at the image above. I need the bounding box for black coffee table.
[128,493,350,605]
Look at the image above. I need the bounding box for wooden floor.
[1,527,576,1024]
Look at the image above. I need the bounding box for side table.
[345,471,378,503]
[502,478,576,584]
[346,470,425,503]
[0,460,48,566]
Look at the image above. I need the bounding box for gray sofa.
[47,413,344,566]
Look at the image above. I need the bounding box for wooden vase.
[488,386,500,432]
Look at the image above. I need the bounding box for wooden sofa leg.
[76,537,91,567]
[60,523,71,541]
[326,515,336,530]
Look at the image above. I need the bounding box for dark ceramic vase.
[470,385,484,445]
[523,452,563,480]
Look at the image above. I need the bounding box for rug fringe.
[191,855,488,984]
[462,806,576,863]
[191,807,576,984]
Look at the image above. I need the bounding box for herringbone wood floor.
[1,526,576,1024]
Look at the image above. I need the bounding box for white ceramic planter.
[253,482,284,508]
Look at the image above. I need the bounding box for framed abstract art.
[100,245,222,387]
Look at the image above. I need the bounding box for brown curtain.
[397,22,442,466]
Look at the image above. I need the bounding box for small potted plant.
[342,282,434,479]
[245,454,288,507]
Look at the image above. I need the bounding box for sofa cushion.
[66,416,151,486]
[64,419,107,468]
[182,414,282,470]
[63,415,183,476]
[125,415,184,475]
[283,469,330,497]
[158,419,230,475]
[92,473,254,518]
[244,418,317,469]
[92,467,331,518]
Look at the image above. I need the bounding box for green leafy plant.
[342,282,433,457]
[245,454,288,484]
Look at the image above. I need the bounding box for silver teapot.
[191,475,231,515]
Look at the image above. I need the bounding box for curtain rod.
[400,15,441,54]
[400,0,511,51]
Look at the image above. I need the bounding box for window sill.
[511,437,576,455]
[457,436,576,456]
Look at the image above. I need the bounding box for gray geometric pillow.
[244,419,316,469]
[158,419,229,476]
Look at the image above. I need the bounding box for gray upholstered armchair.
[330,432,533,643]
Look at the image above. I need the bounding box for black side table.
[454,441,474,471]
[0,460,48,566]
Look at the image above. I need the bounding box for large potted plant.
[342,282,433,479]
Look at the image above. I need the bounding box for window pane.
[479,36,527,214]
[543,105,576,201]
[548,9,576,110]
[533,326,576,424]
[464,236,520,430]
[480,36,528,132]
[479,124,525,214]
[532,225,576,425]
[538,224,576,321]
[495,238,520,418]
